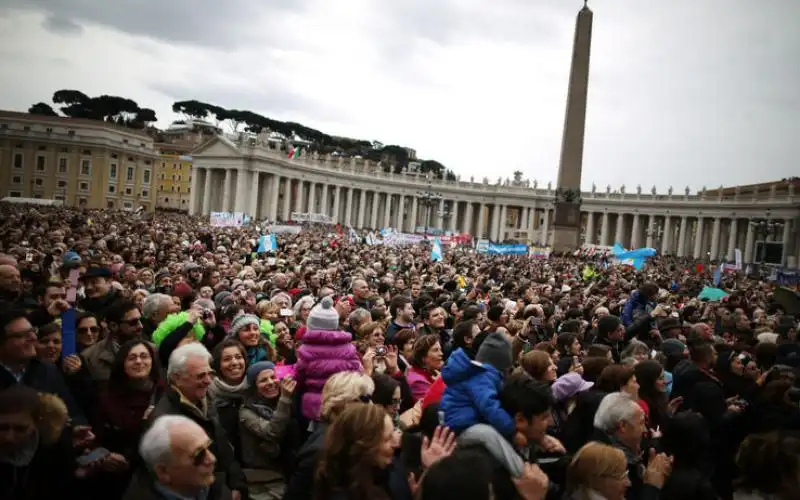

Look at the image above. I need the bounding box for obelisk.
[551,1,593,252]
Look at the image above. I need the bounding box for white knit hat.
[306,296,340,331]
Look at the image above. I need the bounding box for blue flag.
[61,308,77,357]
[431,239,443,262]
[713,266,721,287]
[257,234,277,253]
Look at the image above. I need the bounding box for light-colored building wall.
[0,111,159,211]
[156,143,193,211]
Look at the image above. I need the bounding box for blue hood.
[442,348,487,385]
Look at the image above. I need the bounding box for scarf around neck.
[208,376,248,408]
[244,395,278,421]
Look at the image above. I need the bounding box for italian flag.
[287,146,301,159]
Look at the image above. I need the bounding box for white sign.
[290,212,333,223]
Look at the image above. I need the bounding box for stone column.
[201,168,212,215]
[464,202,473,235]
[308,182,317,214]
[409,196,418,232]
[541,208,550,246]
[370,192,380,229]
[782,219,792,266]
[744,219,755,264]
[344,187,353,226]
[693,217,706,259]
[269,175,281,222]
[630,214,642,248]
[662,216,673,255]
[499,205,508,242]
[600,211,610,246]
[383,194,392,229]
[231,169,247,212]
[449,201,458,233]
[249,171,259,218]
[585,211,595,245]
[476,204,486,239]
[552,4,593,252]
[394,195,404,230]
[293,180,304,214]
[710,217,722,260]
[319,184,328,216]
[331,185,341,223]
[677,216,688,258]
[527,204,537,242]
[222,169,232,212]
[614,214,625,246]
[491,205,501,241]
[189,166,202,215]
[645,215,656,249]
[357,189,367,228]
[726,218,738,262]
[436,199,445,230]
[282,178,293,222]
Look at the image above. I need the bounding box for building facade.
[190,133,800,267]
[156,142,193,211]
[0,111,160,211]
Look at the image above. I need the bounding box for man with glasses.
[148,343,247,500]
[126,414,218,500]
[81,299,143,382]
[0,308,84,422]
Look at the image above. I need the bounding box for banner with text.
[210,212,246,227]
[290,212,333,224]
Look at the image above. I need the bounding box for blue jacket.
[621,290,654,327]
[440,348,515,438]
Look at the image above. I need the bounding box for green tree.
[172,100,211,120]
[28,102,58,116]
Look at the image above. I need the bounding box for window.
[13,153,23,169]
[164,197,170,203]
[126,166,134,182]
[80,159,91,176]
[108,185,116,194]
[36,156,46,171]
[107,200,115,209]
[171,186,176,192]
[34,178,44,187]
[60,147,68,153]
[68,130,75,136]
[111,153,118,159]
[79,182,89,191]
[78,197,87,205]
[38,145,47,151]
[123,201,133,209]
[58,157,68,173]
[127,156,134,162]
[161,162,165,168]
[143,169,151,184]
[125,187,133,196]
[145,160,151,165]
[11,176,21,185]
[82,149,91,155]
[8,191,22,198]
[57,180,67,188]
[176,186,181,193]
[141,189,149,198]
[46,128,53,133]
[160,173,165,180]
[110,163,118,179]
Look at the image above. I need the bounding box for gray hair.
[167,343,212,379]
[293,295,315,316]
[621,339,649,360]
[142,293,172,320]
[140,415,197,470]
[193,298,215,311]
[348,308,371,326]
[593,392,641,433]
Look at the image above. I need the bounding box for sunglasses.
[191,440,214,466]
[77,326,100,334]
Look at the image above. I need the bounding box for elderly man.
[593,392,668,500]
[142,293,180,339]
[0,264,22,308]
[78,267,119,318]
[124,415,217,500]
[149,343,246,500]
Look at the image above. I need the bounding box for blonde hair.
[567,442,628,494]
[256,300,279,319]
[320,371,375,421]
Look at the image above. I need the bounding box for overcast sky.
[1,0,798,192]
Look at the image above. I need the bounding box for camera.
[202,308,212,320]
[375,346,387,357]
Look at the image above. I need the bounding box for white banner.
[734,248,743,270]
[268,225,303,234]
[290,212,333,223]
[210,212,245,227]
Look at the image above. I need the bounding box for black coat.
[0,431,75,500]
[0,358,85,423]
[147,388,247,500]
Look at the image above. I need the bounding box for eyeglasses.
[391,398,402,406]
[602,470,629,481]
[77,326,100,334]
[191,440,214,466]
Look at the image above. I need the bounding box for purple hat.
[551,372,594,402]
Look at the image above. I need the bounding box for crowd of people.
[0,203,798,500]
